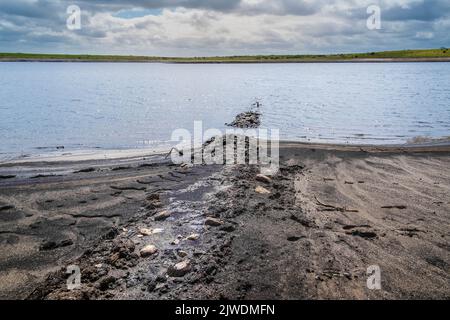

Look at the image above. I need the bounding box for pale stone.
[255,186,271,194]
[186,233,200,241]
[154,210,171,221]
[140,245,158,257]
[167,260,191,277]
[256,174,272,184]
[205,217,223,227]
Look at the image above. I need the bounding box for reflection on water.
[0,62,449,159]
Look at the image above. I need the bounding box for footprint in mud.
[111,166,130,171]
[381,205,407,209]
[397,227,425,237]
[110,185,146,191]
[0,205,26,222]
[287,235,304,242]
[39,238,74,251]
[346,230,377,239]
[0,205,14,211]
[342,224,371,230]
[74,167,96,173]
[0,175,16,179]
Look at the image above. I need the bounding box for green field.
[1,48,449,63]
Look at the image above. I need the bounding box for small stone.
[167,260,191,277]
[154,210,171,221]
[186,233,200,241]
[95,264,103,268]
[193,250,205,257]
[140,245,158,257]
[152,228,164,234]
[256,174,272,184]
[205,217,223,227]
[139,228,153,236]
[171,239,180,245]
[255,186,271,194]
[178,250,188,258]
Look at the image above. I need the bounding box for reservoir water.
[1,62,449,159]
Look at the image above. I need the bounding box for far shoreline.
[2,57,450,63]
[1,48,450,63]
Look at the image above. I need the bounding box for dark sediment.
[1,140,450,299]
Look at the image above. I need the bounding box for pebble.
[152,228,164,234]
[139,245,158,257]
[178,250,188,258]
[167,260,191,277]
[139,228,153,236]
[255,186,271,194]
[256,174,272,184]
[205,217,223,227]
[171,239,180,245]
[154,210,171,221]
[187,233,200,241]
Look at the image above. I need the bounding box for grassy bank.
[1,48,449,63]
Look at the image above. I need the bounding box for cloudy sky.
[0,0,449,56]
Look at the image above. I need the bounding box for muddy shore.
[0,142,449,300]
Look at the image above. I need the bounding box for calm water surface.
[1,62,449,159]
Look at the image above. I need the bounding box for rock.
[154,210,171,221]
[140,245,158,257]
[205,217,223,227]
[139,228,153,236]
[255,186,271,194]
[98,276,116,291]
[178,250,188,258]
[186,233,200,241]
[39,240,57,251]
[193,250,205,257]
[256,174,272,184]
[167,260,191,277]
[171,239,180,245]
[152,228,164,234]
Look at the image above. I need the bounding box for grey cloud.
[0,0,449,55]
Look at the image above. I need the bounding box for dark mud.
[1,143,450,299]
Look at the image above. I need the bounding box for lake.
[1,62,449,159]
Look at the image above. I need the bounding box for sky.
[0,0,449,56]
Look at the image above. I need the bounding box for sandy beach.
[0,141,449,300]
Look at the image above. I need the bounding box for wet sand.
[0,142,449,299]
